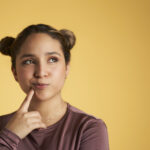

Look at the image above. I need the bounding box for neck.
[28,94,67,126]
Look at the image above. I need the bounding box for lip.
[32,83,49,90]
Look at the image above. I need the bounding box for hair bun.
[59,29,76,51]
[0,37,15,56]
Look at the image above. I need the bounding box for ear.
[11,66,18,82]
[65,63,70,78]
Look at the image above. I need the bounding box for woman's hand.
[5,89,46,139]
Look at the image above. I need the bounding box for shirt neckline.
[31,102,70,134]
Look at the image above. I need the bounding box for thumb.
[18,89,34,113]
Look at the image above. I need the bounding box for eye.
[49,57,58,63]
[22,59,34,65]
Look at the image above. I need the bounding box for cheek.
[17,70,33,93]
[53,66,66,84]
[17,67,33,82]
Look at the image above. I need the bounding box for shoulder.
[67,103,109,149]
[0,112,16,130]
[67,103,108,131]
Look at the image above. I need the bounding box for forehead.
[18,33,63,56]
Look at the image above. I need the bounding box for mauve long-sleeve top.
[0,103,109,150]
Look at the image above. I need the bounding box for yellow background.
[0,0,149,149]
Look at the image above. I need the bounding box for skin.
[5,33,70,139]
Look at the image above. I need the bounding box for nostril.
[34,72,42,78]
[34,73,40,78]
[34,71,49,78]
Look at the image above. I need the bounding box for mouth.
[32,83,49,90]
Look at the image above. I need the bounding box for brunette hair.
[0,24,76,68]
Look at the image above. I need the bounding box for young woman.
[0,24,109,150]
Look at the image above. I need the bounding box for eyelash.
[49,57,58,63]
[22,57,58,65]
[22,59,33,65]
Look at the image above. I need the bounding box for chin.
[33,91,47,101]
[34,90,59,102]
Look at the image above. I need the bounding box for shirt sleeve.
[79,119,109,150]
[0,128,21,150]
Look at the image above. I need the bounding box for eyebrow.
[19,52,61,59]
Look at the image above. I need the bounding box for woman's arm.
[79,119,109,150]
[0,128,21,150]
[0,89,46,150]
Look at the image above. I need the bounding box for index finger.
[18,89,34,113]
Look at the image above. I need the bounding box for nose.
[34,62,49,78]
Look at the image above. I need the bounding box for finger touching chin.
[20,86,33,94]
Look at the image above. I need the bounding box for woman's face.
[12,33,69,101]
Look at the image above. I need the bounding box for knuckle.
[31,111,39,115]
[26,120,32,129]
[26,118,31,124]
[35,112,41,118]
[35,111,40,115]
